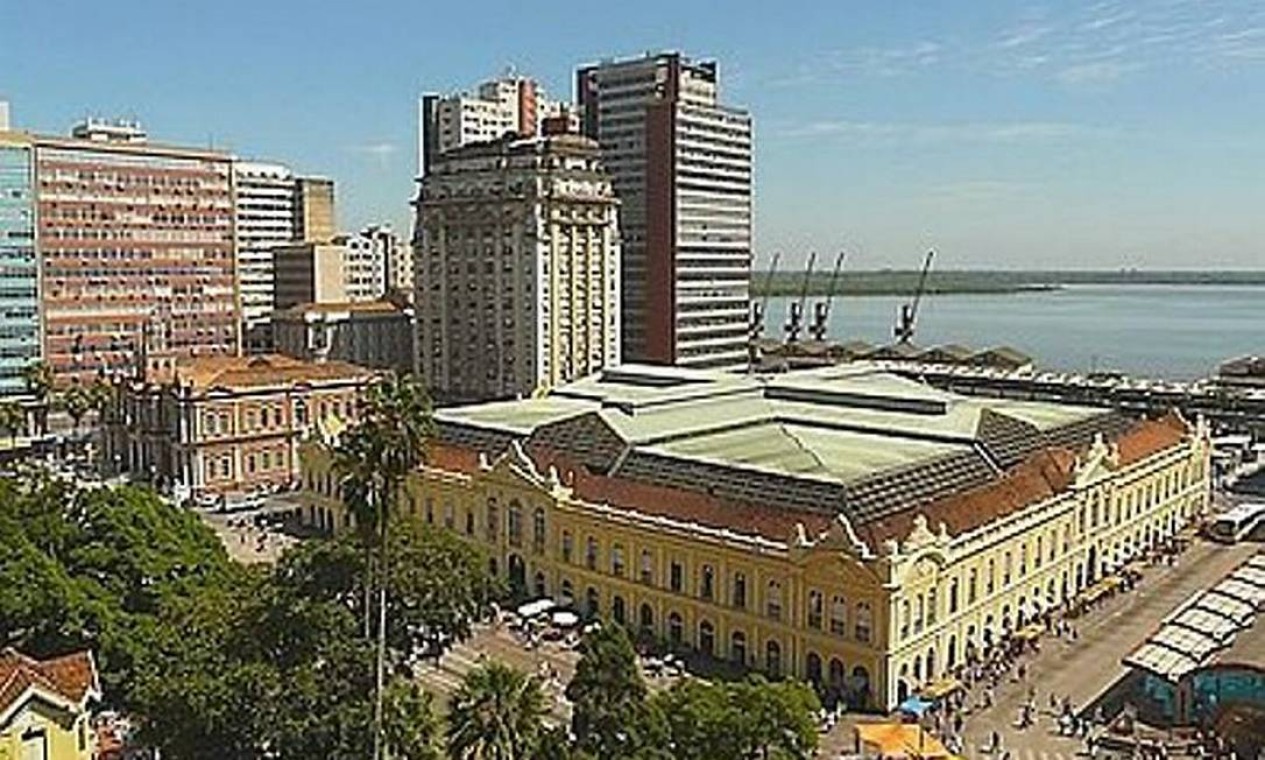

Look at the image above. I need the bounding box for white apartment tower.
[233,161,297,349]
[577,53,752,369]
[417,74,566,176]
[413,134,621,403]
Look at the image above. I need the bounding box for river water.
[764,284,1262,380]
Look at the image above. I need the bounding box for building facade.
[577,52,753,369]
[233,161,297,351]
[417,75,566,177]
[0,648,99,760]
[104,353,374,496]
[31,121,238,384]
[273,299,414,375]
[300,364,1211,710]
[413,133,621,404]
[294,177,335,244]
[272,238,382,311]
[0,132,40,396]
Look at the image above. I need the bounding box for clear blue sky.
[5,0,1264,269]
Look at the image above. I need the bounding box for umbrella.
[516,598,556,619]
[551,610,580,628]
[898,695,934,717]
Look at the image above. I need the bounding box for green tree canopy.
[565,623,669,760]
[652,676,820,760]
[446,661,547,760]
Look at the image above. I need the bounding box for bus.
[1206,502,1265,543]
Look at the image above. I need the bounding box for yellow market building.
[0,648,99,760]
[300,364,1210,710]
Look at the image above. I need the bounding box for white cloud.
[774,120,1109,144]
[1056,60,1143,86]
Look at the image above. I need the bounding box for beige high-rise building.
[295,177,335,243]
[413,132,620,404]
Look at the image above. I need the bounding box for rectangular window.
[670,561,683,593]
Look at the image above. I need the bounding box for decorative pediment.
[481,440,572,499]
[795,514,874,560]
[1074,432,1119,487]
[904,514,938,551]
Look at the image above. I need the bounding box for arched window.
[668,612,683,648]
[699,564,715,600]
[806,652,823,686]
[533,571,546,598]
[699,620,715,657]
[766,580,783,620]
[585,537,598,570]
[732,572,747,609]
[830,595,847,635]
[855,601,873,643]
[560,579,574,604]
[807,590,824,629]
[611,544,625,577]
[949,578,959,614]
[612,595,626,625]
[639,603,654,634]
[731,630,746,665]
[532,507,546,552]
[585,587,600,618]
[485,499,498,541]
[765,640,782,678]
[968,568,978,604]
[507,502,522,547]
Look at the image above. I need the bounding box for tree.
[60,382,91,435]
[446,661,547,760]
[21,361,53,436]
[383,678,443,760]
[565,623,669,760]
[0,401,24,444]
[333,372,435,760]
[653,676,820,760]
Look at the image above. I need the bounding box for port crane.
[784,251,816,343]
[749,252,780,340]
[808,252,846,342]
[893,250,934,344]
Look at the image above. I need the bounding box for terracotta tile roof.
[531,444,834,543]
[163,354,376,391]
[0,648,98,717]
[857,448,1076,548]
[1116,411,1188,466]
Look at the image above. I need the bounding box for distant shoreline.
[751,270,1265,297]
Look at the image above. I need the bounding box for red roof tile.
[0,648,97,717]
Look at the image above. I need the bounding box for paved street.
[956,537,1260,759]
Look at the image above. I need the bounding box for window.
[425,498,434,524]
[830,596,846,635]
[639,550,653,584]
[987,559,996,594]
[807,590,823,629]
[611,544,625,577]
[507,503,522,547]
[700,564,715,601]
[247,454,256,473]
[465,510,475,536]
[562,531,573,563]
[1020,544,1028,576]
[670,561,684,593]
[444,502,454,530]
[927,588,938,625]
[901,600,911,638]
[855,601,872,643]
[732,572,747,608]
[532,507,546,553]
[949,578,960,614]
[766,580,783,621]
[1003,552,1013,586]
[485,500,497,541]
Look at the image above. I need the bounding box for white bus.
[1206,502,1265,543]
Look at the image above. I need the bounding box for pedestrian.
[991,729,1002,753]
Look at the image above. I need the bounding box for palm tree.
[60,383,91,437]
[446,662,547,760]
[21,361,53,436]
[333,372,435,760]
[0,401,25,446]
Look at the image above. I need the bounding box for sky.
[4,0,1265,270]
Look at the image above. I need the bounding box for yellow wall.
[0,698,92,760]
[299,430,1210,710]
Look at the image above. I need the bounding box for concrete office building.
[414,133,620,403]
[577,52,753,369]
[30,119,238,384]
[273,235,382,311]
[233,161,297,350]
[417,74,566,176]
[295,176,335,243]
[273,299,414,375]
[0,131,40,396]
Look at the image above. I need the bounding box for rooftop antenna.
[893,249,935,344]
[809,251,846,342]
[785,251,816,344]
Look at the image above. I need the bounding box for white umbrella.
[516,598,556,619]
[551,610,580,628]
